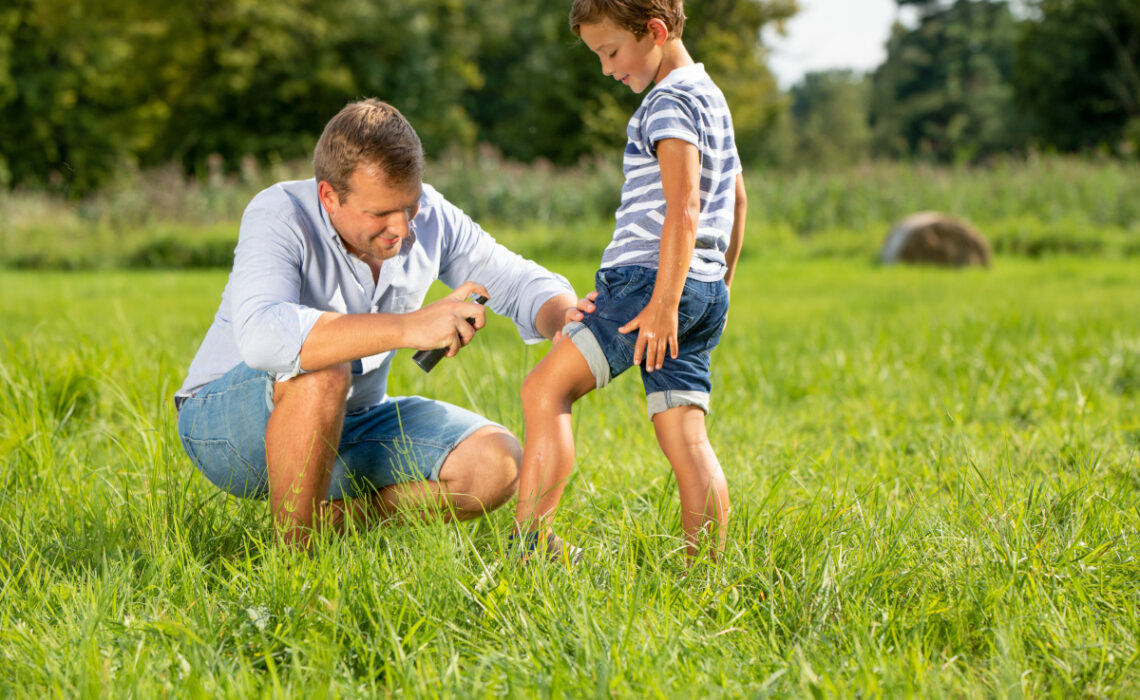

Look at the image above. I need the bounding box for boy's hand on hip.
[619,297,678,372]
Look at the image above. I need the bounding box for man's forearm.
[297,285,491,371]
[298,311,407,372]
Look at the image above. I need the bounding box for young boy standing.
[513,0,747,560]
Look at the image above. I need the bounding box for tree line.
[787,0,1140,167]
[1,0,1136,196]
[0,0,793,196]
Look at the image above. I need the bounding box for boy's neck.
[654,39,695,86]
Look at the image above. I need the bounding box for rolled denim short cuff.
[564,321,612,389]
[647,390,710,419]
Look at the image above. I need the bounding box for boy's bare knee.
[520,367,555,411]
[521,361,592,414]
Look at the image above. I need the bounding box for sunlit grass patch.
[1,256,1138,696]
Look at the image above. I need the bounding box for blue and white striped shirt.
[601,63,740,282]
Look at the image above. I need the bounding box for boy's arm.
[617,137,701,372]
[723,172,747,293]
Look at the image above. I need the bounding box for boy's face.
[578,18,664,94]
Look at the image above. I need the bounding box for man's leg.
[327,425,523,526]
[265,363,351,547]
[395,425,521,519]
[652,405,729,558]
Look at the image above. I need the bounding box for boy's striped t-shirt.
[600,63,741,282]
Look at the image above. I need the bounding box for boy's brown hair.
[569,0,686,39]
[313,98,423,197]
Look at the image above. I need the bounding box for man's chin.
[369,238,400,252]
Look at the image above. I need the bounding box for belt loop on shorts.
[173,395,187,411]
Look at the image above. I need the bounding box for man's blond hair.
[313,99,423,197]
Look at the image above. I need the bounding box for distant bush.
[749,158,1140,234]
[425,147,623,226]
[124,235,238,269]
[1,155,1137,270]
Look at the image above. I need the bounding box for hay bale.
[879,212,992,267]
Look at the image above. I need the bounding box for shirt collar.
[655,62,705,90]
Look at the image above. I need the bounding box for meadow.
[2,252,1138,697]
[1,158,1139,696]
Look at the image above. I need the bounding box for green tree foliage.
[135,0,486,174]
[790,70,871,167]
[460,1,638,164]
[870,0,1023,162]
[143,1,359,173]
[0,0,794,195]
[0,0,161,193]
[326,0,484,157]
[685,0,798,163]
[1015,0,1140,155]
[460,0,797,166]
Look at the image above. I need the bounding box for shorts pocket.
[595,268,654,324]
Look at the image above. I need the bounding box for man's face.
[319,167,422,263]
[578,18,662,94]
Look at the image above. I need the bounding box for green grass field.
[2,255,1138,697]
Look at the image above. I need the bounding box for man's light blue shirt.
[177,178,572,412]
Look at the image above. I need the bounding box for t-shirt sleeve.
[642,92,702,156]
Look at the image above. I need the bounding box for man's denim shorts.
[563,265,729,419]
[176,363,497,500]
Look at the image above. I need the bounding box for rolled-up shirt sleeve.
[229,206,325,376]
[433,194,573,343]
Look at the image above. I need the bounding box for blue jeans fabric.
[563,265,729,418]
[176,362,496,500]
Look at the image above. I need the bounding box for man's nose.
[388,211,412,237]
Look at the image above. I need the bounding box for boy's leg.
[514,338,598,535]
[652,405,730,558]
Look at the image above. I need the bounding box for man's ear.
[317,180,339,213]
[647,18,669,45]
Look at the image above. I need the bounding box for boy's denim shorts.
[176,362,497,500]
[563,265,729,419]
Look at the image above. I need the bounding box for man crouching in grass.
[174,99,594,548]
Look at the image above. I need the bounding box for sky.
[763,0,918,89]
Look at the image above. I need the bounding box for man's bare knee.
[440,427,521,515]
[273,362,352,408]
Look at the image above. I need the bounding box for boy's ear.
[647,18,669,45]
